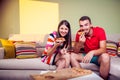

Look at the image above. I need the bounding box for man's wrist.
[90,51,95,56]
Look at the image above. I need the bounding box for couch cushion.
[0,57,99,71]
[0,39,15,58]
[0,48,4,59]
[0,58,56,70]
[8,34,49,46]
[0,70,42,80]
[36,47,45,57]
[110,56,120,78]
[117,42,120,56]
[106,40,118,56]
[80,63,99,71]
[14,42,38,59]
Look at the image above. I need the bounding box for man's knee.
[100,53,110,63]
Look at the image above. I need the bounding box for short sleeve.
[98,27,106,41]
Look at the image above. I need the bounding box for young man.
[70,16,110,80]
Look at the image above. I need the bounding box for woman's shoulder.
[52,31,57,35]
[49,31,57,38]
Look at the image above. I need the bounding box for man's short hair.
[79,16,91,24]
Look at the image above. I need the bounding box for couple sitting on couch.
[41,16,110,80]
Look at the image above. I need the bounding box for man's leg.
[98,53,110,80]
[70,53,83,68]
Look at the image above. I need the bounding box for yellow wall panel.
[19,0,59,34]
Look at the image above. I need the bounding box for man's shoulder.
[93,26,104,30]
[93,26,106,40]
[93,26,105,32]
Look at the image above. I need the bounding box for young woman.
[41,20,72,70]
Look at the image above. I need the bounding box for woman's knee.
[70,53,77,60]
[56,58,66,66]
[64,53,70,59]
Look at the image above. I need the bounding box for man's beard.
[85,29,91,37]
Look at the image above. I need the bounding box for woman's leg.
[70,53,83,68]
[54,53,66,70]
[56,58,66,70]
[61,52,71,68]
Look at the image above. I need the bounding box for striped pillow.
[14,42,38,59]
[106,40,118,56]
[118,42,120,56]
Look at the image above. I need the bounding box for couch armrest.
[36,47,45,57]
[0,47,4,59]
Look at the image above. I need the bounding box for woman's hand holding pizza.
[55,37,65,46]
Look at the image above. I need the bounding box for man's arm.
[82,40,106,63]
[89,40,106,56]
[73,41,84,53]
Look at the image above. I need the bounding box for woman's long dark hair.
[57,20,72,49]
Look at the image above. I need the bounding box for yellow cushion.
[0,39,15,58]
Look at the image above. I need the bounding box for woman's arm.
[46,43,60,56]
[46,38,65,56]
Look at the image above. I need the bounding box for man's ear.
[90,24,93,27]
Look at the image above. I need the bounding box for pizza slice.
[71,67,92,75]
[31,67,92,80]
[78,31,84,36]
[56,37,65,43]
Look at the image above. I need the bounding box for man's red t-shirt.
[75,27,106,53]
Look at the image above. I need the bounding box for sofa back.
[8,34,120,57]
[8,34,49,46]
[8,33,120,47]
[107,34,120,42]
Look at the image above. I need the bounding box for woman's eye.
[60,27,63,30]
[65,28,68,30]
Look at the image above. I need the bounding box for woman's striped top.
[41,31,59,65]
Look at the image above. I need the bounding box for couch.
[0,34,120,80]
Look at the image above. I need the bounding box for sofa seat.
[0,70,42,80]
[0,57,98,71]
[0,57,100,80]
[0,58,56,70]
[0,57,120,80]
[109,56,120,79]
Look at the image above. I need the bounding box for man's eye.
[85,24,88,26]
